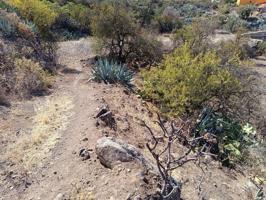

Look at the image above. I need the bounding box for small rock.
[82,138,89,142]
[95,137,156,170]
[79,148,91,161]
[54,193,64,200]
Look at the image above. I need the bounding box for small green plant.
[257,41,266,55]
[156,15,182,33]
[92,59,133,87]
[224,16,245,33]
[0,15,15,37]
[194,108,255,166]
[0,0,17,12]
[239,5,256,20]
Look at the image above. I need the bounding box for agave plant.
[92,59,133,87]
[0,15,15,37]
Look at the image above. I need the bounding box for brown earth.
[0,38,264,200]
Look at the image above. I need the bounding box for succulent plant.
[92,58,133,87]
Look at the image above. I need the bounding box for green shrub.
[257,41,266,55]
[224,16,245,33]
[10,0,58,32]
[216,40,244,65]
[61,2,91,31]
[141,43,240,116]
[92,59,133,87]
[156,15,182,33]
[0,0,17,12]
[194,108,255,166]
[218,3,230,14]
[175,19,217,54]
[224,0,237,4]
[238,5,256,20]
[92,2,162,66]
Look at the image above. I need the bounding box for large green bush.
[141,43,240,116]
[10,0,58,32]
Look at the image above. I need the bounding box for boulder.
[95,137,154,170]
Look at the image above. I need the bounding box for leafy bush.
[92,2,162,66]
[156,15,182,33]
[216,40,245,65]
[223,16,245,33]
[175,3,205,18]
[238,5,256,20]
[10,0,58,32]
[0,0,17,12]
[14,57,53,97]
[60,2,91,32]
[141,43,240,116]
[257,41,266,55]
[218,3,230,14]
[92,59,133,87]
[175,19,217,54]
[194,108,255,166]
[130,0,158,26]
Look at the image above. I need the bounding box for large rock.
[95,137,154,170]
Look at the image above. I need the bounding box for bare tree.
[144,114,215,199]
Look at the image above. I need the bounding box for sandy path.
[19,38,102,200]
[0,37,147,200]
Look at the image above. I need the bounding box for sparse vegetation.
[0,0,265,199]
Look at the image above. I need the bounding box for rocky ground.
[0,38,264,200]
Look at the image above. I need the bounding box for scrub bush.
[141,43,240,116]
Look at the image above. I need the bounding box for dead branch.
[144,114,210,199]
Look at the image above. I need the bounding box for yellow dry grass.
[67,184,95,200]
[8,94,74,170]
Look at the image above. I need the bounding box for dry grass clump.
[7,94,74,169]
[66,184,95,200]
[0,40,54,101]
[14,57,53,98]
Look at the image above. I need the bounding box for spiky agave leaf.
[92,58,133,87]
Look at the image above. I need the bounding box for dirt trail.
[0,38,151,200]
[19,38,150,200]
[0,38,109,200]
[1,38,264,200]
[17,38,100,199]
